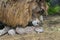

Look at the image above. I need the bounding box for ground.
[0,15,60,40]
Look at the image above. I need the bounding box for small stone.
[0,30,3,36]
[25,27,35,33]
[16,27,26,34]
[8,29,16,36]
[34,27,44,33]
[0,26,10,36]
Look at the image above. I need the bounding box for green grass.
[48,5,60,15]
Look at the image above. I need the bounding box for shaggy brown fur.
[0,0,32,27]
[0,0,48,27]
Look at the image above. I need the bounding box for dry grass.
[0,32,60,40]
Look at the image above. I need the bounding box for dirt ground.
[0,15,60,40]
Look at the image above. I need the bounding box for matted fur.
[0,0,32,27]
[0,0,48,27]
